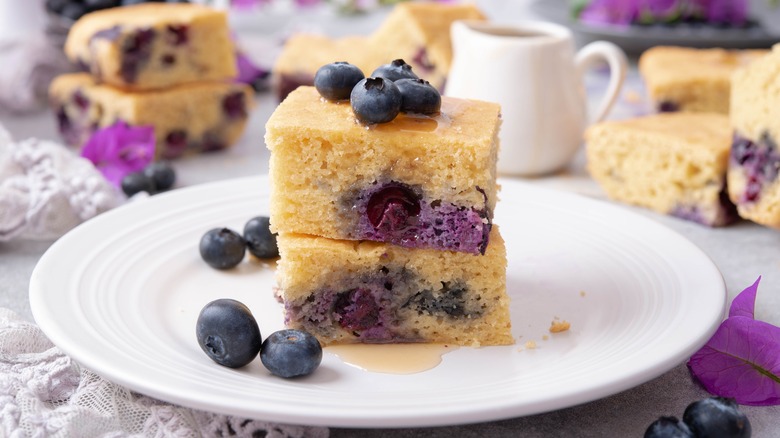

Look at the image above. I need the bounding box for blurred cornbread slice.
[265,86,500,254]
[50,73,252,158]
[276,227,512,347]
[367,2,485,90]
[586,113,738,226]
[728,45,780,227]
[271,34,381,102]
[64,3,236,91]
[271,2,485,100]
[639,46,766,114]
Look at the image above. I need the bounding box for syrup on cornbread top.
[639,46,767,88]
[586,112,732,155]
[731,45,780,140]
[266,86,500,150]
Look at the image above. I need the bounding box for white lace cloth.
[0,126,120,242]
[0,308,330,438]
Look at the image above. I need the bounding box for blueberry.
[371,59,419,82]
[199,228,246,269]
[644,416,694,438]
[60,2,89,20]
[313,62,365,101]
[143,161,176,192]
[682,397,751,438]
[222,91,247,119]
[243,216,279,259]
[45,0,70,14]
[196,299,262,368]
[395,78,441,115]
[121,171,155,196]
[83,0,122,11]
[366,182,420,229]
[350,77,402,124]
[260,329,322,378]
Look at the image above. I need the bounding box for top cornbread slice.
[639,46,767,114]
[265,86,500,252]
[65,3,236,91]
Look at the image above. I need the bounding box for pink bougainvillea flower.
[688,277,780,406]
[81,121,155,188]
[235,50,269,88]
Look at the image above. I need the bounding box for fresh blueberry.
[196,299,262,368]
[83,0,122,11]
[395,78,441,115]
[260,329,322,378]
[350,77,402,124]
[682,397,751,438]
[121,171,155,197]
[199,228,246,269]
[313,62,365,101]
[644,416,694,438]
[143,161,176,192]
[243,216,278,259]
[371,59,419,82]
[60,2,89,20]
[45,0,69,14]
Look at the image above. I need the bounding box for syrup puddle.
[326,344,459,374]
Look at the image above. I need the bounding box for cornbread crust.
[276,227,512,347]
[639,46,767,114]
[265,86,500,243]
[49,72,253,157]
[64,3,236,90]
[728,45,780,227]
[586,112,736,226]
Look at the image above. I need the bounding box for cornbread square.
[50,73,252,159]
[64,3,236,91]
[265,86,500,254]
[639,46,766,114]
[276,227,512,347]
[367,2,485,90]
[586,113,738,226]
[728,45,780,227]
[271,34,381,102]
[270,2,485,101]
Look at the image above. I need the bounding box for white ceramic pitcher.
[445,20,627,176]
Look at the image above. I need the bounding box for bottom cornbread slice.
[275,226,512,347]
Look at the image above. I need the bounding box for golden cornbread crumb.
[549,320,571,333]
[524,341,537,350]
[586,112,736,226]
[276,227,512,347]
[65,3,236,91]
[639,46,766,114]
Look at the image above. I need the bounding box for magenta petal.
[730,276,761,319]
[688,316,780,406]
[80,121,155,188]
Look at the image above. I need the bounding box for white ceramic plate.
[29,176,726,428]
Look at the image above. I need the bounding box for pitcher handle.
[575,41,627,124]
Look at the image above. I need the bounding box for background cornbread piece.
[367,2,485,89]
[50,73,252,159]
[64,3,236,91]
[271,34,382,102]
[265,86,500,254]
[276,226,512,347]
[586,112,738,226]
[639,46,767,114]
[271,2,485,100]
[728,45,780,227]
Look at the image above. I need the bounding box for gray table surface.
[3,1,780,436]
